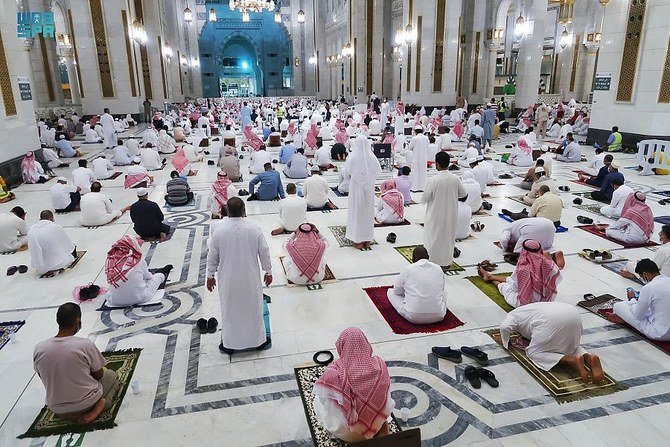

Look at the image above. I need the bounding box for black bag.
[79,284,101,301]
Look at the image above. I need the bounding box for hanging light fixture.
[242,11,250,22]
[297,9,306,23]
[394,28,404,46]
[404,23,415,44]
[209,7,217,22]
[130,19,147,44]
[514,14,526,38]
[163,42,173,59]
[229,0,275,13]
[275,11,281,23]
[183,6,192,23]
[180,54,187,66]
[559,28,570,49]
[341,42,354,58]
[191,58,200,68]
[309,54,317,65]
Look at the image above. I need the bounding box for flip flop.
[460,346,489,366]
[6,266,18,276]
[476,368,499,387]
[482,201,493,211]
[503,253,519,265]
[197,318,208,334]
[464,365,481,389]
[18,265,28,274]
[558,186,570,192]
[577,215,594,224]
[207,317,218,333]
[573,198,583,205]
[453,247,461,258]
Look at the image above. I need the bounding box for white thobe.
[27,220,75,275]
[206,218,272,350]
[600,185,634,218]
[437,133,452,151]
[126,139,141,157]
[387,259,447,324]
[72,167,96,194]
[50,183,77,210]
[605,218,648,244]
[613,275,670,341]
[278,196,307,231]
[459,147,479,168]
[346,180,377,244]
[0,213,28,252]
[106,260,165,307]
[92,158,115,179]
[315,147,332,168]
[80,192,121,226]
[374,199,403,224]
[455,201,471,240]
[42,148,62,169]
[337,168,350,194]
[584,152,606,176]
[141,148,162,171]
[538,153,553,177]
[471,164,489,194]
[499,217,556,253]
[422,171,467,266]
[408,134,429,191]
[303,175,330,208]
[462,180,482,213]
[625,244,670,279]
[500,302,585,370]
[250,151,273,174]
[380,102,389,128]
[100,113,116,148]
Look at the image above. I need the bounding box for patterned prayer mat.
[507,195,527,206]
[18,348,142,438]
[576,224,659,248]
[573,204,614,220]
[0,320,25,351]
[374,219,412,227]
[328,226,377,248]
[394,245,465,275]
[572,191,609,204]
[294,364,402,447]
[307,201,339,212]
[101,171,123,181]
[577,294,670,354]
[654,216,670,225]
[485,329,626,403]
[363,286,465,334]
[279,257,336,285]
[39,251,86,278]
[600,260,644,285]
[569,179,598,189]
[465,274,514,313]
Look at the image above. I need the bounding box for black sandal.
[460,346,489,366]
[207,317,218,334]
[583,293,596,301]
[6,266,18,276]
[477,368,499,387]
[464,365,481,389]
[197,318,208,334]
[17,265,28,274]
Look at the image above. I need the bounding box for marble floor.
[1,128,670,447]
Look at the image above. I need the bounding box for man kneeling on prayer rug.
[28,210,77,276]
[283,223,328,285]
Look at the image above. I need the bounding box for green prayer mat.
[18,348,142,439]
[328,225,377,248]
[294,364,402,446]
[465,273,514,312]
[485,329,626,403]
[394,245,465,275]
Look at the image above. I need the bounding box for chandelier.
[229,0,276,13]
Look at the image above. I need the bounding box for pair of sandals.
[481,201,493,211]
[238,189,249,196]
[558,185,571,192]
[471,221,485,232]
[503,253,519,265]
[431,346,499,389]
[582,249,612,261]
[7,265,28,276]
[197,317,218,334]
[386,232,397,243]
[477,260,497,272]
[577,215,594,224]
[498,173,513,179]
[659,199,670,205]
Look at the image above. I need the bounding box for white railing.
[637,139,670,176]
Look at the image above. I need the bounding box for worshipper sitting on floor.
[313,327,393,443]
[330,142,348,161]
[249,163,285,202]
[578,154,614,187]
[91,155,115,180]
[302,165,335,209]
[554,133,581,162]
[219,145,242,182]
[56,135,82,158]
[28,210,76,276]
[315,143,334,170]
[621,226,670,280]
[395,166,413,205]
[42,146,69,170]
[481,239,562,308]
[283,148,309,179]
[519,159,547,190]
[84,126,102,143]
[50,177,81,213]
[72,159,96,195]
[0,175,14,203]
[112,140,136,166]
[602,126,623,153]
[0,206,28,252]
[456,195,472,240]
[125,165,152,189]
[206,197,273,355]
[140,143,165,171]
[496,217,558,257]
[278,141,296,164]
[458,143,480,168]
[183,143,203,163]
[506,138,533,167]
[104,236,172,307]
[460,171,482,213]
[166,171,194,206]
[250,146,273,175]
[21,151,50,184]
[603,192,654,245]
[33,303,121,424]
[271,183,307,236]
[283,223,328,285]
[500,302,604,383]
[375,179,405,225]
[387,245,447,324]
[157,127,177,154]
[80,182,128,227]
[589,161,622,203]
[502,185,564,228]
[599,176,634,218]
[130,189,170,242]
[582,147,607,177]
[210,171,238,219]
[608,259,670,341]
[172,146,196,177]
[522,167,557,206]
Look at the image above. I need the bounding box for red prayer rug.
[576,224,659,249]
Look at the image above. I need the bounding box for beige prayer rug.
[18,349,142,438]
[328,226,377,248]
[485,329,625,403]
[294,364,402,447]
[279,257,336,286]
[394,245,464,275]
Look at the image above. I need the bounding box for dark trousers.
[590,191,611,203]
[57,192,81,213]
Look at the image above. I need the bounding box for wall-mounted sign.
[17,76,32,100]
[594,72,611,91]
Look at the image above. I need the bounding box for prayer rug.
[374,219,412,227]
[0,320,25,351]
[234,298,272,353]
[600,260,644,285]
[569,179,598,189]
[485,329,626,403]
[654,216,670,225]
[363,286,465,334]
[394,245,464,275]
[465,274,514,313]
[330,187,347,197]
[279,257,336,286]
[577,295,670,355]
[39,251,86,278]
[653,190,670,198]
[164,197,196,212]
[576,224,659,248]
[101,172,123,181]
[328,226,377,248]
[507,195,528,206]
[572,191,609,204]
[307,202,339,212]
[144,221,178,245]
[96,268,168,310]
[573,204,613,220]
[294,364,402,447]
[18,348,142,438]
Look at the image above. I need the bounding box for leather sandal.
[476,368,499,387]
[464,365,481,389]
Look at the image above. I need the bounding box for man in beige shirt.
[523,167,557,206]
[528,185,563,227]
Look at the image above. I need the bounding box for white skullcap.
[57,177,67,182]
[59,135,66,139]
[534,167,545,174]
[610,161,620,169]
[540,144,549,152]
[136,187,149,197]
[310,165,320,172]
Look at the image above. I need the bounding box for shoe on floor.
[207,317,218,333]
[577,215,594,224]
[476,367,499,387]
[431,346,462,363]
[464,365,482,389]
[460,346,489,366]
[197,318,208,334]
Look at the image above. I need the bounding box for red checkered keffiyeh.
[105,236,143,288]
[243,125,264,151]
[380,180,404,220]
[516,239,561,306]
[285,223,326,283]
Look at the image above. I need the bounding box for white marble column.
[515,0,549,108]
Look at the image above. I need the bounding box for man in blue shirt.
[56,135,81,158]
[555,133,581,163]
[248,163,285,201]
[283,148,309,179]
[591,161,623,203]
[583,154,613,188]
[278,142,296,164]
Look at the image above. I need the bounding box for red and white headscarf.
[380,179,404,219]
[335,128,348,144]
[124,172,150,189]
[452,121,464,139]
[211,171,232,209]
[105,236,143,288]
[517,138,532,155]
[314,327,391,439]
[287,122,298,136]
[171,146,189,173]
[621,192,654,238]
[305,128,318,149]
[395,101,405,115]
[285,223,326,283]
[515,239,561,306]
[243,124,264,151]
[21,152,39,183]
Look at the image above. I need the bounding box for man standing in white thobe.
[28,210,76,276]
[422,152,467,267]
[207,197,273,354]
[345,135,382,250]
[100,108,116,149]
[500,302,604,383]
[408,126,429,191]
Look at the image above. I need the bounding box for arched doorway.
[218,36,262,97]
